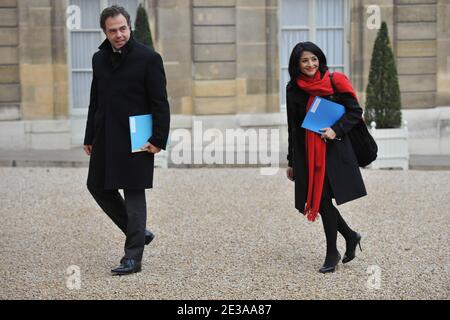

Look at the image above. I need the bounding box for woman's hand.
[286,166,294,181]
[83,145,92,156]
[320,127,336,141]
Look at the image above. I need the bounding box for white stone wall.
[403,106,450,155]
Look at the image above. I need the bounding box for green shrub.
[134,3,154,49]
[365,21,402,128]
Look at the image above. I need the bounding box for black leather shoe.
[111,259,142,275]
[342,232,362,264]
[145,229,155,245]
[319,252,341,274]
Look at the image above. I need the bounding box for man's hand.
[83,145,92,156]
[141,142,161,154]
[320,127,336,141]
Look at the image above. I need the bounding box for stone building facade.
[0,0,449,155]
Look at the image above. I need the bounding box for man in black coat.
[83,6,170,275]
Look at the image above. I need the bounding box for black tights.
[319,197,356,263]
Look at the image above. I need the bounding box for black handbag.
[329,73,378,167]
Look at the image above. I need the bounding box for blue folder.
[129,114,153,153]
[301,97,345,134]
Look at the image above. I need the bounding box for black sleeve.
[145,52,171,150]
[286,88,295,168]
[83,72,98,145]
[331,93,363,138]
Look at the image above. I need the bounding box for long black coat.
[286,80,366,213]
[84,36,170,190]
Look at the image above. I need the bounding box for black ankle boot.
[342,232,362,264]
[319,252,341,273]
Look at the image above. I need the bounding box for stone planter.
[369,121,409,170]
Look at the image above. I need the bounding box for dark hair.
[288,41,328,81]
[100,5,131,31]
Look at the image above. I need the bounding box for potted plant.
[364,21,409,169]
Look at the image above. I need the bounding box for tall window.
[280,0,347,109]
[68,0,140,114]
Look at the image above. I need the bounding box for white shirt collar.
[112,45,122,53]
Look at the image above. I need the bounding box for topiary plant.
[364,21,402,128]
[134,3,154,49]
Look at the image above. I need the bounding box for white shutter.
[280,0,309,108]
[69,0,102,110]
[316,0,345,73]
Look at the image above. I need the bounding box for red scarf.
[296,70,357,221]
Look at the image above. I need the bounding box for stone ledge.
[30,132,71,150]
[0,103,20,120]
[168,112,287,129]
[25,119,70,133]
[193,0,236,7]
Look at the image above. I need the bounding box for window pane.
[108,0,138,26]
[70,32,102,69]
[70,0,101,29]
[316,29,344,67]
[281,0,308,27]
[281,30,309,67]
[72,72,93,109]
[316,0,344,27]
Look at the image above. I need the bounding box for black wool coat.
[286,80,367,213]
[84,36,170,190]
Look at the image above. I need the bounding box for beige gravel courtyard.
[0,167,448,299]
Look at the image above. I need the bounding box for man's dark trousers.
[88,187,147,262]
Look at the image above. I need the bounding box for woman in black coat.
[286,42,366,273]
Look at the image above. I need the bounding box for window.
[68,0,140,114]
[279,0,347,109]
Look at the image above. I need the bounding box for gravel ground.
[0,167,449,300]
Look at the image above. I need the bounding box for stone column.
[192,0,237,115]
[236,0,268,113]
[265,0,279,113]
[396,0,437,109]
[51,0,69,118]
[150,0,193,115]
[18,0,55,119]
[0,0,20,121]
[436,0,450,106]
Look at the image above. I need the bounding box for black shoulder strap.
[329,72,339,95]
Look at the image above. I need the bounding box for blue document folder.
[129,114,153,153]
[301,97,345,134]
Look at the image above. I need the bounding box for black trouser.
[88,186,147,262]
[319,175,355,261]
